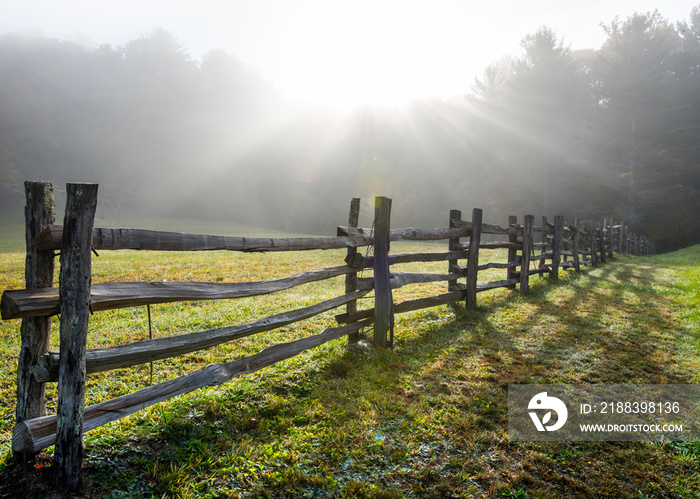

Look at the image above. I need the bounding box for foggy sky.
[3,0,699,108]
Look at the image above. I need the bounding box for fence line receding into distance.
[0,181,655,489]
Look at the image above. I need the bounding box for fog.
[1,7,700,251]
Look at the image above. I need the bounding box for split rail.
[1,181,654,488]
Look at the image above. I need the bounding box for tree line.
[1,8,698,251]
[470,8,700,251]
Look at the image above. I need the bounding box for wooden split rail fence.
[1,182,654,488]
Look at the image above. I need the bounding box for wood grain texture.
[357,272,459,292]
[55,183,98,490]
[466,208,482,310]
[33,290,370,382]
[520,215,534,293]
[32,225,373,252]
[3,266,355,320]
[338,225,468,241]
[15,181,55,464]
[13,319,372,455]
[372,197,392,348]
[345,198,361,343]
[335,290,466,324]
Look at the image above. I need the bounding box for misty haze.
[1,8,699,251]
[3,3,700,497]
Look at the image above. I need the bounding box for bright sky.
[2,0,698,110]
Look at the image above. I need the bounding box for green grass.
[0,241,699,498]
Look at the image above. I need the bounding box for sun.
[269,0,470,111]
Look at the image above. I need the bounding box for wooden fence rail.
[2,181,655,490]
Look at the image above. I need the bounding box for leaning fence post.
[465,208,482,310]
[550,215,564,279]
[15,181,55,465]
[55,183,98,491]
[344,198,361,344]
[520,215,534,293]
[372,196,392,348]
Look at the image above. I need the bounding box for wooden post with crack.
[465,208,482,310]
[55,183,98,491]
[448,209,462,304]
[14,181,55,465]
[520,215,534,293]
[344,198,361,343]
[372,196,392,348]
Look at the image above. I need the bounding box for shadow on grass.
[513,261,689,385]
[2,256,698,498]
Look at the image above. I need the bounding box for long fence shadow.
[74,256,697,496]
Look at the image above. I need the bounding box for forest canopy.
[1,8,699,251]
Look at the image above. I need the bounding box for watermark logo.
[510,384,700,441]
[528,391,568,432]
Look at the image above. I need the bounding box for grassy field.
[0,234,699,497]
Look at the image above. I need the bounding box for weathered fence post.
[520,215,534,293]
[630,233,635,255]
[448,209,462,303]
[465,208,482,310]
[610,220,617,255]
[538,216,548,269]
[597,222,607,264]
[372,196,392,348]
[589,222,598,266]
[602,219,608,258]
[620,224,626,255]
[634,234,642,256]
[55,183,98,491]
[344,198,361,344]
[573,218,581,272]
[15,181,55,465]
[550,215,564,279]
[507,215,518,289]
